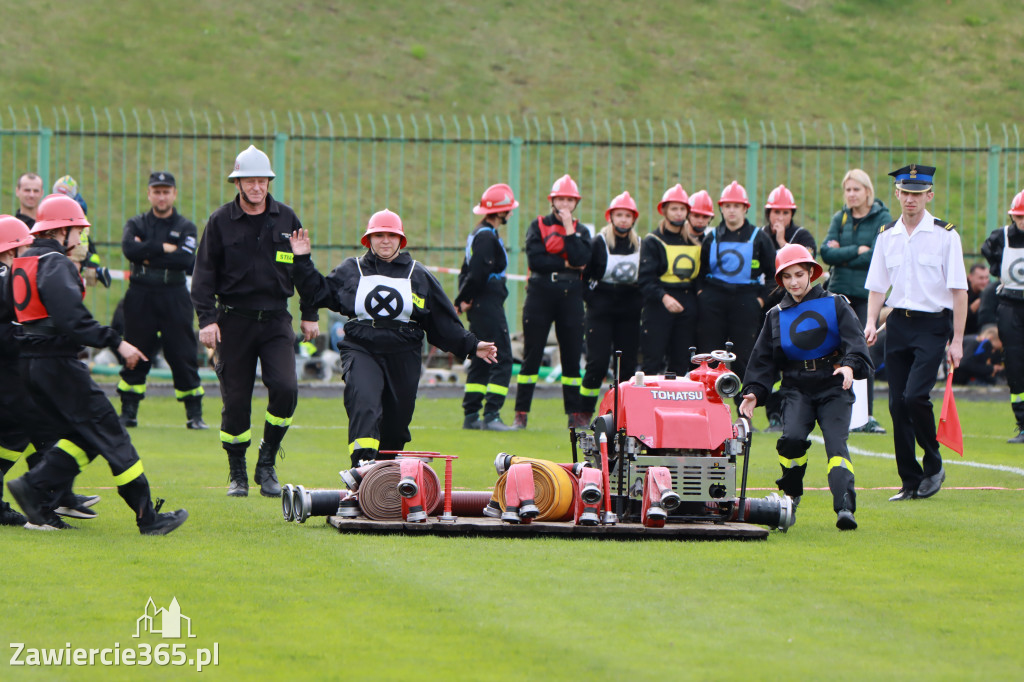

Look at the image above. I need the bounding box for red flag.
[937,372,964,456]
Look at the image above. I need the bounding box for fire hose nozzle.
[580,482,603,505]
[494,452,513,474]
[519,501,539,519]
[281,483,296,521]
[647,503,667,518]
[397,476,419,498]
[660,490,681,511]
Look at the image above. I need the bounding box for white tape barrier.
[107,266,528,282]
[810,435,1024,477]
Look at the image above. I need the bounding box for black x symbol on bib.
[365,285,402,319]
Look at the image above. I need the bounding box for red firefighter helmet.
[656,184,690,215]
[548,174,582,201]
[774,243,823,286]
[0,215,34,254]
[361,209,407,249]
[605,191,639,223]
[765,184,797,210]
[30,194,91,234]
[1009,190,1024,216]
[473,183,519,215]
[718,181,750,208]
[688,190,715,217]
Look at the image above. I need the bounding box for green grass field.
[2,392,1022,681]
[3,0,1023,126]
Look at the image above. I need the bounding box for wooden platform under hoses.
[327,516,769,540]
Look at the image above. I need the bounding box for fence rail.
[3,108,1020,329]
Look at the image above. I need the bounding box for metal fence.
[3,107,1021,329]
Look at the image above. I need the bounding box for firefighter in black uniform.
[0,215,39,526]
[698,181,777,395]
[580,191,642,417]
[5,195,188,535]
[288,210,498,467]
[759,184,818,430]
[639,184,703,376]
[981,189,1024,443]
[513,174,592,429]
[118,172,205,429]
[740,244,872,530]
[0,214,102,526]
[864,164,968,502]
[191,145,320,498]
[455,183,518,431]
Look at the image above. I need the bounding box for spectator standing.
[638,184,702,375]
[455,183,518,432]
[964,263,990,335]
[513,175,592,429]
[580,191,642,418]
[759,184,818,430]
[289,212,497,467]
[697,181,776,393]
[981,189,1024,443]
[118,172,206,430]
[191,145,319,498]
[14,173,43,227]
[821,169,892,434]
[864,164,967,501]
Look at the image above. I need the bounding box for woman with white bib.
[580,191,643,419]
[289,210,497,467]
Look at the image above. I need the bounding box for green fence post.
[986,146,1001,235]
[745,141,759,223]
[507,136,524,334]
[273,132,288,201]
[37,127,52,188]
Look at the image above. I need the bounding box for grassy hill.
[2,0,1022,127]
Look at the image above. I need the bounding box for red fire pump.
[573,347,795,531]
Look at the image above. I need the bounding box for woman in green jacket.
[820,169,891,434]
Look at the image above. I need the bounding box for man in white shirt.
[864,164,967,501]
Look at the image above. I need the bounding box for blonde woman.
[821,169,892,434]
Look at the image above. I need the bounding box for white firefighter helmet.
[227,145,275,182]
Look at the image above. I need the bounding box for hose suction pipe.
[729,492,796,532]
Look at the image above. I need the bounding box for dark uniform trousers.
[515,277,585,415]
[463,292,513,417]
[998,300,1024,428]
[776,381,856,512]
[884,312,951,489]
[698,283,762,388]
[640,288,697,376]
[342,341,420,467]
[20,356,155,524]
[582,288,641,412]
[215,310,297,455]
[0,361,57,500]
[119,283,202,398]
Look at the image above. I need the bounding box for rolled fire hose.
[490,456,577,521]
[359,460,442,521]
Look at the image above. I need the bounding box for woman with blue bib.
[739,244,872,530]
[697,181,777,390]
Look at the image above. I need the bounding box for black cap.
[148,171,176,187]
[889,164,934,193]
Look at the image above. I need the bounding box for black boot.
[183,395,208,430]
[226,450,249,497]
[253,441,282,497]
[119,393,142,428]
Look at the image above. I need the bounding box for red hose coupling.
[398,459,427,522]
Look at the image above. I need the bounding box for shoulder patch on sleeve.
[879,220,897,233]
